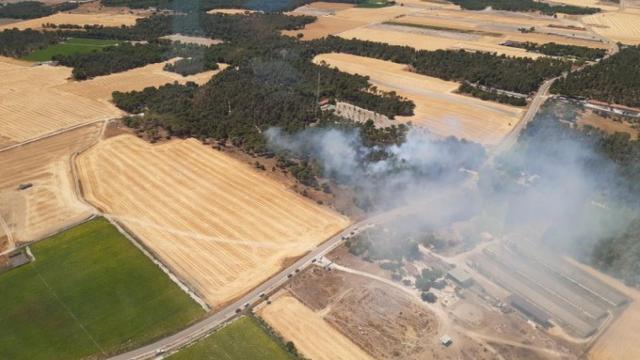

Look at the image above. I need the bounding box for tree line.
[312,36,570,94]
[505,41,607,61]
[551,46,640,108]
[448,0,600,15]
[0,28,61,57]
[0,1,78,19]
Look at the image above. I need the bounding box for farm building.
[447,268,473,287]
[509,294,551,328]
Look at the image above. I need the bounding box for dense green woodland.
[0,29,61,57]
[312,36,569,94]
[0,1,77,19]
[551,46,640,108]
[449,0,599,15]
[100,0,365,12]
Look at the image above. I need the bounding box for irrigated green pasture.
[0,218,204,360]
[168,316,294,360]
[21,38,119,61]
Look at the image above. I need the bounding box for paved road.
[109,211,401,360]
[492,77,556,157]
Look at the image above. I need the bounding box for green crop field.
[168,316,294,360]
[356,0,393,8]
[21,38,120,62]
[0,218,204,360]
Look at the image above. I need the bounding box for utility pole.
[315,71,320,117]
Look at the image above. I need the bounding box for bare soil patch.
[577,110,639,138]
[76,135,350,306]
[287,266,440,359]
[206,8,256,15]
[160,34,223,46]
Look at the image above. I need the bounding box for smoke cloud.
[265,108,637,257]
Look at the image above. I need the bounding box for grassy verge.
[0,218,204,360]
[21,38,120,62]
[168,316,295,360]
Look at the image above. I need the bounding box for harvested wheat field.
[315,53,523,145]
[56,61,226,102]
[0,123,101,252]
[0,12,140,30]
[258,293,372,360]
[283,3,410,40]
[76,135,350,306]
[561,260,640,360]
[0,57,223,146]
[338,25,543,58]
[0,59,118,145]
[582,12,640,44]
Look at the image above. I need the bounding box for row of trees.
[506,41,607,61]
[551,46,640,107]
[100,0,374,12]
[458,82,527,106]
[0,1,78,19]
[449,0,600,15]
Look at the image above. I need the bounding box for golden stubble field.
[0,58,222,147]
[0,58,117,146]
[0,123,102,252]
[258,294,372,360]
[582,11,640,45]
[314,53,524,146]
[76,135,350,306]
[0,12,140,30]
[284,2,609,56]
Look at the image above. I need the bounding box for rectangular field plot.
[0,218,204,360]
[76,135,350,307]
[168,316,293,360]
[0,123,102,249]
[0,59,120,145]
[21,38,121,62]
[0,57,222,146]
[258,294,372,360]
[314,53,523,145]
[0,12,140,31]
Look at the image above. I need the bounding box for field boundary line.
[0,119,110,153]
[68,125,211,311]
